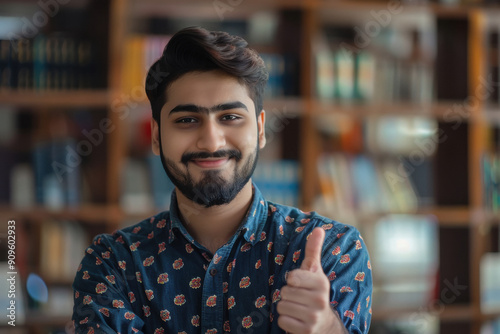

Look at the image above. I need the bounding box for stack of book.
[0,34,99,91]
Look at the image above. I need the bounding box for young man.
[72,27,372,334]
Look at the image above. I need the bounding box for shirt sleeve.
[72,234,145,334]
[322,225,373,334]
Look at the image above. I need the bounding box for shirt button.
[209,268,217,276]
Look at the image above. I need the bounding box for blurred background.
[0,0,500,333]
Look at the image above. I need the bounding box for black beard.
[159,143,259,208]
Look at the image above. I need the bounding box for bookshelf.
[1,0,500,333]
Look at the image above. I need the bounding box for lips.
[191,158,229,168]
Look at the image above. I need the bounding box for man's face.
[151,70,266,207]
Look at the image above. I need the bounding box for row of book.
[485,26,500,106]
[483,152,500,212]
[0,34,99,91]
[315,46,434,104]
[6,139,82,210]
[122,34,172,95]
[252,160,300,207]
[39,220,89,284]
[313,153,424,225]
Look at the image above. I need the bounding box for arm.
[277,227,372,334]
[72,234,145,333]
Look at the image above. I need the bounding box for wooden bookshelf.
[0,90,110,108]
[0,205,122,225]
[1,1,500,333]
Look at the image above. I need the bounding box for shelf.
[311,100,474,120]
[352,206,471,226]
[481,309,500,322]
[372,304,474,321]
[0,204,121,224]
[264,96,306,116]
[313,0,498,17]
[24,312,72,328]
[0,90,110,108]
[129,0,306,20]
[423,206,471,226]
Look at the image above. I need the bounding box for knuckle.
[317,297,329,309]
[310,311,320,323]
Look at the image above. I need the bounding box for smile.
[191,158,229,168]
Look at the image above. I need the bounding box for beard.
[159,142,259,208]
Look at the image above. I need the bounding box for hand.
[277,227,342,334]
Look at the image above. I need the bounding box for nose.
[196,120,226,152]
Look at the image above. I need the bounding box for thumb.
[301,227,325,272]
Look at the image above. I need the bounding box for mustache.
[181,149,242,165]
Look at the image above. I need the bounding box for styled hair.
[145,26,269,122]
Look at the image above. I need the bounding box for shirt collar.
[167,183,268,245]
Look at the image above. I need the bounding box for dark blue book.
[147,153,175,210]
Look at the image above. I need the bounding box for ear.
[257,110,266,149]
[151,118,161,156]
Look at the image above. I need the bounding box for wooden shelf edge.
[372,304,474,321]
[420,206,471,226]
[0,90,111,108]
[129,0,307,20]
[311,100,477,120]
[313,1,500,17]
[23,312,72,328]
[0,204,121,224]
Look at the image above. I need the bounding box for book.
[147,152,175,211]
[482,318,500,334]
[0,33,98,91]
[120,158,154,214]
[39,220,89,283]
[33,138,81,209]
[260,53,285,99]
[122,34,172,94]
[367,214,439,309]
[314,153,419,219]
[481,252,500,314]
[252,160,300,208]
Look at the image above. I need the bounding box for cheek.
[234,129,258,153]
[160,129,186,160]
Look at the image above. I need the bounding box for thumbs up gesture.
[277,227,344,334]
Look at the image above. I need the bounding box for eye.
[175,117,197,124]
[221,114,242,121]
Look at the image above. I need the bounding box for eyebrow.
[168,101,248,115]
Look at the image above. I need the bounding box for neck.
[175,181,254,254]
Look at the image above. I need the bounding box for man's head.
[146,26,268,122]
[146,27,269,208]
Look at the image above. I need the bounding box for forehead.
[165,70,252,106]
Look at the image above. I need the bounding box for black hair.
[145,26,268,122]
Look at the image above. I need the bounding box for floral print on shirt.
[72,185,372,333]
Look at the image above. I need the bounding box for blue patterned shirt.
[72,185,372,333]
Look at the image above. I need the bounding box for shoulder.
[90,211,171,253]
[268,201,357,239]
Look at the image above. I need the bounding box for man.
[72,27,372,334]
